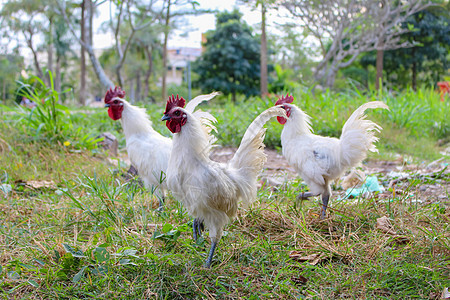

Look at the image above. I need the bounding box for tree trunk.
[144,45,154,101]
[47,16,54,86]
[130,78,135,103]
[55,54,61,95]
[80,0,87,105]
[135,71,141,102]
[325,71,336,89]
[260,3,268,97]
[83,0,113,89]
[161,0,171,101]
[411,47,417,91]
[2,80,6,101]
[25,32,45,80]
[375,49,384,90]
[58,0,114,89]
[86,48,114,89]
[88,0,93,45]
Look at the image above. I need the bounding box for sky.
[93,0,264,50]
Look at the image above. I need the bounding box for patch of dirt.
[210,147,449,204]
[109,144,449,204]
[210,147,297,186]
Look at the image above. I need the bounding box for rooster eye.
[114,100,119,104]
[174,110,180,116]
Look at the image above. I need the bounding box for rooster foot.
[296,191,315,200]
[155,196,165,212]
[193,218,204,242]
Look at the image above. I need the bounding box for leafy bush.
[10,72,103,149]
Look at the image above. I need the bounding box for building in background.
[164,47,202,86]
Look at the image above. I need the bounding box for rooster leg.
[320,193,330,219]
[204,240,218,268]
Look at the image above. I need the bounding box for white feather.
[281,101,388,196]
[167,106,286,243]
[118,92,219,201]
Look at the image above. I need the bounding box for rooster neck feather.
[282,105,313,139]
[172,111,212,163]
[121,101,157,137]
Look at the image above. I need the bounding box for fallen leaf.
[376,216,397,235]
[26,180,57,190]
[442,287,450,299]
[391,235,410,244]
[291,275,308,285]
[289,251,327,265]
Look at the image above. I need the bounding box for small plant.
[16,72,72,142]
[15,71,104,149]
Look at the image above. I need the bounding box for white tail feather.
[340,101,389,168]
[185,91,220,113]
[230,106,287,206]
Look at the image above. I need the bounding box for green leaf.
[119,259,137,266]
[7,271,20,279]
[72,266,87,283]
[27,279,39,287]
[63,244,86,258]
[94,247,110,263]
[162,223,173,233]
[34,259,45,266]
[121,249,138,257]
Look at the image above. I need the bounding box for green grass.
[0,85,449,298]
[0,144,448,298]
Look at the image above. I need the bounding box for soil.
[210,147,450,205]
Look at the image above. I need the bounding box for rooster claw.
[193,218,204,242]
[296,191,315,200]
[155,197,165,212]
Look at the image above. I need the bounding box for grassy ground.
[0,86,449,299]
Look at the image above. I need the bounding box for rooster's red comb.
[104,86,126,103]
[275,94,294,106]
[164,94,186,114]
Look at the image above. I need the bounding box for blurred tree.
[53,15,73,94]
[361,7,450,90]
[133,25,163,102]
[57,0,114,89]
[281,0,432,88]
[193,10,261,102]
[271,23,316,87]
[0,0,48,80]
[108,0,162,88]
[160,0,209,101]
[0,54,23,102]
[239,0,277,97]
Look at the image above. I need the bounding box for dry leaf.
[291,275,308,285]
[376,216,397,235]
[442,287,450,299]
[289,251,327,265]
[391,235,410,244]
[14,180,57,190]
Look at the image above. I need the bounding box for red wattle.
[277,116,287,125]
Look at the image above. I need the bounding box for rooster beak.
[161,114,171,121]
[104,103,110,108]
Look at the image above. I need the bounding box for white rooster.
[161,95,287,267]
[104,87,218,209]
[275,94,389,218]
